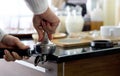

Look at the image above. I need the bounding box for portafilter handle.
[0,32,56,66]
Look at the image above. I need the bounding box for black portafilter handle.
[0,48,31,58]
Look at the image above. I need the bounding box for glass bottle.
[90,2,103,30]
[115,0,120,25]
[103,0,116,25]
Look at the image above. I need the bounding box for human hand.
[33,7,60,41]
[0,35,29,61]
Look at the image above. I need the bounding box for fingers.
[4,50,29,62]
[33,17,53,41]
[33,15,44,41]
[15,40,29,50]
[34,25,44,41]
[41,21,53,34]
[39,7,59,33]
[33,14,59,41]
[12,52,29,60]
[12,52,22,60]
[12,40,29,61]
[4,50,15,61]
[41,20,58,34]
[1,35,29,62]
[47,23,58,34]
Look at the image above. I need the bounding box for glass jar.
[56,10,67,33]
[65,6,84,36]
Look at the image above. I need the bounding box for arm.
[25,0,60,41]
[0,28,29,61]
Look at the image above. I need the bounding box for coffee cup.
[100,26,120,38]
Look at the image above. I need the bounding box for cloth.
[67,0,87,4]
[0,29,6,41]
[25,0,48,15]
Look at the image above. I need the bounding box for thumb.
[15,41,29,50]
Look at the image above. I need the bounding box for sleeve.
[0,29,6,42]
[25,0,48,15]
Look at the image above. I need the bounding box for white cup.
[100,26,120,38]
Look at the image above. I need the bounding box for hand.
[39,7,60,34]
[33,7,60,41]
[0,35,29,61]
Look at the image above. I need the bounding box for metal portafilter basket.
[33,32,56,66]
[0,32,56,66]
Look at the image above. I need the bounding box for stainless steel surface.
[33,32,56,65]
[40,32,56,54]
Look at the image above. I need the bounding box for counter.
[48,45,120,63]
[1,39,120,76]
[23,40,120,76]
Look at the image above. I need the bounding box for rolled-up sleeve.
[25,0,48,15]
[0,29,6,42]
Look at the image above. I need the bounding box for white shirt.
[0,0,48,42]
[67,0,87,4]
[25,0,48,15]
[0,28,6,41]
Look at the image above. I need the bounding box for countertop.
[21,39,120,63]
[48,45,120,63]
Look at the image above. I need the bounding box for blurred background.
[0,0,119,35]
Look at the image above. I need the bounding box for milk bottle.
[65,6,84,35]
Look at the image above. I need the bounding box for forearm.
[0,29,6,42]
[25,0,48,15]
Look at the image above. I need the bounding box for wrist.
[39,7,50,18]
